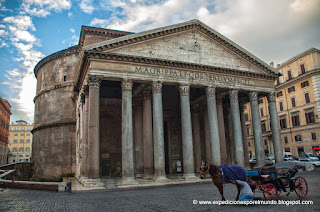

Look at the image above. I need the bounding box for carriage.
[246,161,308,200]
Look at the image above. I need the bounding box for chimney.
[270,62,274,67]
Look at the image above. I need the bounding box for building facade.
[7,120,33,163]
[245,48,320,158]
[0,97,11,165]
[32,20,283,184]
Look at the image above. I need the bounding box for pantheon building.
[32,20,283,186]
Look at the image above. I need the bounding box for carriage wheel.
[294,177,308,198]
[263,184,278,200]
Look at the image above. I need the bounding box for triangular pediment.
[84,20,278,77]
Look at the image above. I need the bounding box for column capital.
[267,92,276,102]
[179,85,190,96]
[143,85,152,100]
[216,95,224,105]
[121,79,133,91]
[152,81,162,93]
[249,91,258,101]
[191,104,201,113]
[87,75,102,88]
[206,86,216,97]
[229,89,239,100]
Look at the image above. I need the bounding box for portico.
[74,20,282,186]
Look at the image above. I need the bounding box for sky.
[0,0,319,124]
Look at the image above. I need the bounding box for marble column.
[179,85,196,179]
[268,92,283,163]
[203,107,212,163]
[206,87,221,165]
[80,93,85,177]
[82,86,89,178]
[249,91,265,167]
[120,79,137,185]
[143,86,154,179]
[152,82,168,181]
[133,96,144,178]
[88,76,101,179]
[217,96,227,165]
[191,105,202,173]
[229,89,245,167]
[240,103,250,168]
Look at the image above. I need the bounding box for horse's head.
[200,160,210,179]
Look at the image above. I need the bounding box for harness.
[201,164,223,179]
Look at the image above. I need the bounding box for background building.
[0,97,11,165]
[245,48,320,158]
[8,120,33,163]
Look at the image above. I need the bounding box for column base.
[183,173,198,181]
[118,177,138,185]
[143,174,154,179]
[253,161,266,168]
[134,173,144,178]
[80,178,105,188]
[154,175,169,182]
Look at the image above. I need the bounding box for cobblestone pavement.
[1,168,319,212]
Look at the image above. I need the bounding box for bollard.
[66,181,72,192]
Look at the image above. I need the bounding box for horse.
[200,161,247,201]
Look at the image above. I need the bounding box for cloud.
[20,0,72,17]
[70,28,75,33]
[80,0,95,14]
[2,15,44,123]
[68,12,73,17]
[90,0,320,64]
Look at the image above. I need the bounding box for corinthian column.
[152,82,168,182]
[268,92,283,163]
[216,95,227,165]
[191,104,201,173]
[143,86,154,179]
[133,96,143,177]
[179,85,196,179]
[120,79,137,185]
[249,91,265,167]
[229,89,245,167]
[88,76,101,179]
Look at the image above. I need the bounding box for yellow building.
[245,48,320,158]
[8,120,33,163]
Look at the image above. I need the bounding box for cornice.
[32,118,76,133]
[33,82,74,102]
[275,68,320,90]
[74,51,276,92]
[33,46,81,78]
[276,48,320,70]
[84,20,277,77]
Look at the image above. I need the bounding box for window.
[284,136,289,144]
[13,139,17,143]
[276,78,280,85]
[305,92,310,104]
[14,133,18,136]
[14,127,18,130]
[264,140,267,146]
[291,97,296,108]
[287,70,292,80]
[276,91,283,97]
[244,113,249,121]
[258,99,263,104]
[26,147,30,152]
[26,139,30,143]
[295,135,302,142]
[261,121,267,133]
[27,127,31,130]
[311,132,317,141]
[279,101,284,111]
[300,64,306,74]
[291,112,300,127]
[13,147,17,152]
[305,108,315,124]
[288,86,295,93]
[21,127,25,130]
[27,133,30,136]
[63,75,67,82]
[20,139,24,143]
[301,81,309,88]
[280,116,287,129]
[246,125,250,136]
[248,141,251,147]
[244,105,247,110]
[20,133,24,136]
[260,108,264,117]
[19,147,23,152]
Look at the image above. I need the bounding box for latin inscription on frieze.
[134,66,253,85]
